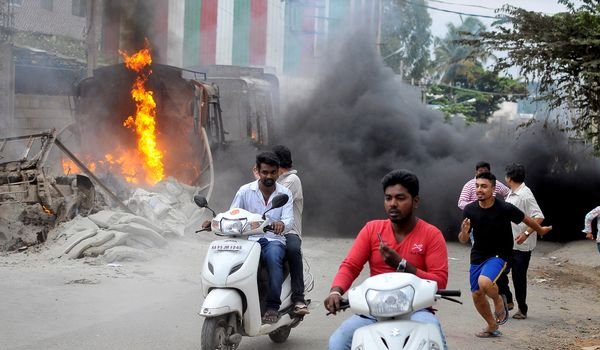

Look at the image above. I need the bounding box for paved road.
[0,235,596,349]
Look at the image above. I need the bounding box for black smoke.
[281,27,600,242]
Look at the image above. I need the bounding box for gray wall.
[0,43,14,137]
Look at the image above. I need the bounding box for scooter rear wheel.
[201,315,236,350]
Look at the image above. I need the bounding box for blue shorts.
[469,256,509,293]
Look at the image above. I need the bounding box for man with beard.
[325,169,449,350]
[229,151,294,324]
[459,172,551,338]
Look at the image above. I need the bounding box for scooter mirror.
[262,194,289,220]
[271,194,289,209]
[194,195,208,208]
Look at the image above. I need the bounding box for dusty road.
[1,233,599,350]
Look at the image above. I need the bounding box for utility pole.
[86,0,99,78]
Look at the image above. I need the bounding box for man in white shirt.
[504,163,546,320]
[272,145,309,315]
[229,152,294,324]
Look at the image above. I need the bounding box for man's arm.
[515,196,545,244]
[522,215,552,236]
[325,224,372,315]
[457,181,474,210]
[583,206,600,233]
[230,189,244,210]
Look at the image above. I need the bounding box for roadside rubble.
[48,177,208,262]
[0,130,210,260]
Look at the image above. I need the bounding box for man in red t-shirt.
[324,169,449,350]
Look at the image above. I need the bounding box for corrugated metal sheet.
[183,0,201,67]
[216,0,234,64]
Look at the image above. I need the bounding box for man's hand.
[201,220,211,230]
[515,232,528,245]
[324,289,343,315]
[379,243,401,269]
[538,225,552,236]
[458,218,471,244]
[270,220,285,234]
[585,231,594,240]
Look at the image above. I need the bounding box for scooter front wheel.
[201,315,237,350]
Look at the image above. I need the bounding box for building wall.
[12,94,73,134]
[11,0,86,39]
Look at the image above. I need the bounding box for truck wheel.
[268,325,291,343]
[201,316,235,350]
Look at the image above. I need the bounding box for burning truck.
[0,47,280,255]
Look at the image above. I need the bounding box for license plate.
[211,244,242,251]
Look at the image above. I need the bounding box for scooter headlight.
[219,218,246,234]
[365,285,415,317]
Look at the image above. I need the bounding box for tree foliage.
[380,0,432,80]
[427,17,528,123]
[476,0,600,143]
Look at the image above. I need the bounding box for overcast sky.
[428,0,575,38]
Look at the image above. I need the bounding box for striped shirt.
[457,178,511,210]
[582,206,600,243]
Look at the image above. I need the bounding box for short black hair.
[256,151,280,170]
[476,171,496,187]
[381,169,419,197]
[272,145,292,168]
[505,163,525,183]
[475,161,491,171]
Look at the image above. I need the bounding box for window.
[72,0,87,17]
[40,0,53,11]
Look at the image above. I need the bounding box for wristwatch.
[524,231,532,237]
[396,258,407,272]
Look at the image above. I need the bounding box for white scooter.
[194,194,314,350]
[337,273,461,350]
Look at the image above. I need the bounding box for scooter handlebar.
[438,289,461,297]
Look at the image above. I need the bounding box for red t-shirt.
[332,219,449,292]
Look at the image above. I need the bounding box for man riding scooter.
[324,169,450,350]
[205,151,294,324]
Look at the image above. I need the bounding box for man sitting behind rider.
[230,151,294,324]
[324,169,449,350]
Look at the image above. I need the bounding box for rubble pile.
[50,177,208,262]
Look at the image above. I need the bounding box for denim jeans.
[511,250,532,315]
[328,310,447,350]
[284,233,305,303]
[257,238,286,310]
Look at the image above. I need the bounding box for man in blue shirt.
[229,151,294,324]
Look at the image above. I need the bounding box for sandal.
[475,329,502,338]
[293,302,310,315]
[262,309,279,324]
[494,294,509,325]
[513,310,527,319]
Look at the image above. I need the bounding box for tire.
[201,315,235,350]
[268,326,291,343]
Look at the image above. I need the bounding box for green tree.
[380,0,432,81]
[427,16,527,123]
[432,17,491,83]
[476,0,600,148]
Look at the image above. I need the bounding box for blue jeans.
[329,310,447,350]
[284,233,305,303]
[257,238,286,311]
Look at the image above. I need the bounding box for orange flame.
[119,45,164,185]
